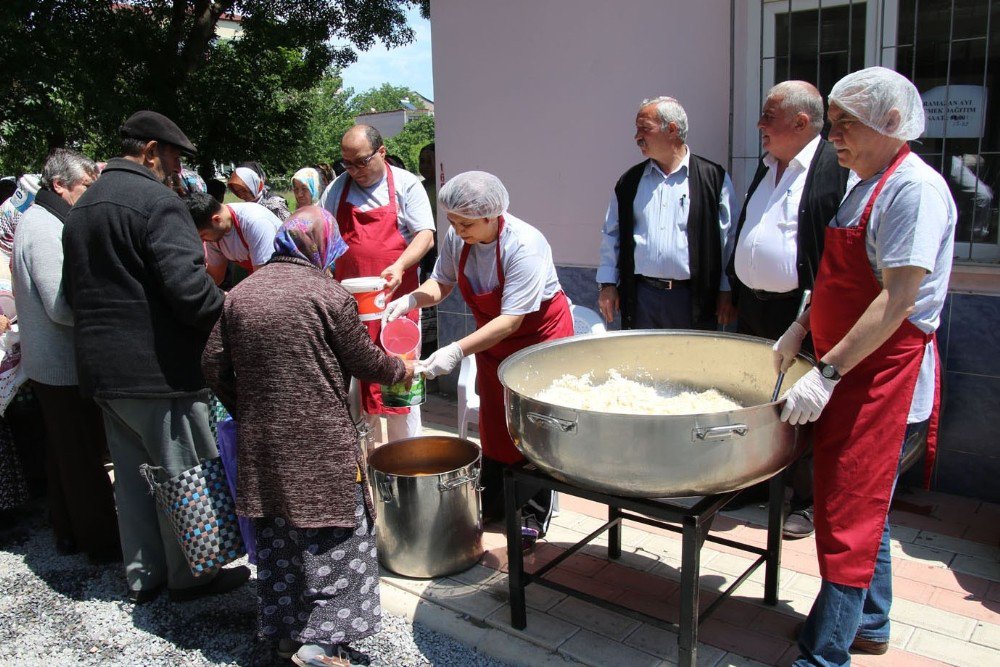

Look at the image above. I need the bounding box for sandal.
[292,644,369,667]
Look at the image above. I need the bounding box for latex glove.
[417,342,464,379]
[383,294,417,324]
[773,321,807,374]
[780,367,838,425]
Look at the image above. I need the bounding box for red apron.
[457,217,574,463]
[810,144,941,588]
[226,205,255,273]
[333,168,419,415]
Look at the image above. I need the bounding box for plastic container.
[380,317,425,407]
[341,277,388,322]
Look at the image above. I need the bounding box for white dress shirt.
[734,135,821,293]
[597,147,735,289]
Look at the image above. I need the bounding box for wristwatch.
[817,361,842,381]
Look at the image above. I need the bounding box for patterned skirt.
[255,484,381,646]
[0,416,27,511]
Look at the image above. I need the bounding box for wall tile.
[437,311,466,347]
[934,450,1000,504]
[939,371,1000,458]
[945,293,1000,376]
[556,265,622,330]
[438,285,467,315]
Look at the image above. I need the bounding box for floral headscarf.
[272,205,348,272]
[233,166,265,203]
[292,167,322,205]
[181,168,207,194]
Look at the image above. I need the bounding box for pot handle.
[375,475,395,503]
[527,412,577,433]
[439,474,478,491]
[692,424,749,441]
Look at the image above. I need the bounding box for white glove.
[773,321,807,374]
[383,294,417,324]
[417,342,464,379]
[780,367,838,425]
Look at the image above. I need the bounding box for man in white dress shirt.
[726,81,849,537]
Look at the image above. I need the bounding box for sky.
[335,5,434,101]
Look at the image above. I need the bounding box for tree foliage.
[349,83,426,115]
[0,0,421,176]
[384,114,435,173]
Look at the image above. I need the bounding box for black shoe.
[783,508,815,539]
[168,565,251,602]
[126,584,164,605]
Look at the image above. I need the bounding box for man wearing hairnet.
[383,171,574,546]
[772,67,955,666]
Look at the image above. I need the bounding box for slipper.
[291,652,349,667]
[521,526,540,552]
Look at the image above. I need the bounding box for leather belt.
[749,287,799,301]
[638,275,690,290]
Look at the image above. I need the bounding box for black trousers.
[480,456,553,533]
[736,285,814,508]
[31,381,120,557]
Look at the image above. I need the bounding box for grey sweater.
[12,191,77,385]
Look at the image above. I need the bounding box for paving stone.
[623,622,726,665]
[890,540,954,568]
[699,617,794,665]
[971,620,1000,650]
[579,542,664,572]
[549,596,641,641]
[914,532,1000,561]
[888,621,916,649]
[422,577,506,621]
[713,655,771,667]
[484,605,581,651]
[450,563,507,587]
[950,554,1000,583]
[889,596,977,639]
[559,628,662,667]
[927,586,1000,625]
[908,628,1000,666]
[887,524,921,543]
[379,570,433,597]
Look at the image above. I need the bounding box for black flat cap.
[120,110,197,155]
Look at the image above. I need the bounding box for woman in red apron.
[383,171,574,541]
[773,68,951,667]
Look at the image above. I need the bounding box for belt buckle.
[662,279,674,290]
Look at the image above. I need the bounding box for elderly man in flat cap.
[62,110,250,604]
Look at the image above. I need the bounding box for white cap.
[828,67,925,140]
[438,171,509,218]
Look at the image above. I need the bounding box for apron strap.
[858,144,910,230]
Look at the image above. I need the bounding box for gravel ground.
[0,501,509,666]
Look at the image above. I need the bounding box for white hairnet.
[437,171,509,218]
[828,67,925,141]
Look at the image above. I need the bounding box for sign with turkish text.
[921,85,986,139]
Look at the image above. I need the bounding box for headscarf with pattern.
[272,205,348,272]
[292,167,322,205]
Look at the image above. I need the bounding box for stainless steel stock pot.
[498,331,813,498]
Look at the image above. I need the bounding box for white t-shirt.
[431,213,562,316]
[319,165,435,244]
[831,152,956,421]
[205,202,282,271]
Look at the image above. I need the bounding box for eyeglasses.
[342,148,381,170]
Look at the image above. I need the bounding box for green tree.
[384,114,435,173]
[292,72,356,168]
[349,83,426,115]
[0,0,422,175]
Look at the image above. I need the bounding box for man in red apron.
[323,125,435,443]
[384,171,574,541]
[186,193,282,285]
[772,68,956,667]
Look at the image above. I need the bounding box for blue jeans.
[793,420,927,667]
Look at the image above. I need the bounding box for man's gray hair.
[40,148,98,189]
[640,96,688,142]
[768,81,824,133]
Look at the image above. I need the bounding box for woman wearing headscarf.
[227,164,291,221]
[291,167,323,209]
[202,206,413,667]
[383,171,574,543]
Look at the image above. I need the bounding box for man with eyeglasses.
[773,67,954,667]
[320,124,435,443]
[598,96,737,331]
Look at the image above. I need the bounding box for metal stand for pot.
[504,463,785,667]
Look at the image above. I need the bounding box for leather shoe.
[783,508,815,539]
[126,584,164,605]
[851,636,889,655]
[168,565,250,602]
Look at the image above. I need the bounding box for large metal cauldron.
[368,436,483,578]
[498,331,813,498]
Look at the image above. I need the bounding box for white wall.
[431,0,734,268]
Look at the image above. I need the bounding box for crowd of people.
[0,65,957,667]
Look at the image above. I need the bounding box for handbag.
[139,457,245,576]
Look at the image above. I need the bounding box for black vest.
[615,154,725,330]
[727,139,849,302]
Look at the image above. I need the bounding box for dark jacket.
[727,139,849,301]
[201,258,406,527]
[62,158,224,399]
[615,155,726,329]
